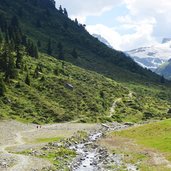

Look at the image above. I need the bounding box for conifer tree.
[27,40,39,58]
[25,73,30,85]
[37,40,41,48]
[36,19,41,28]
[16,46,23,69]
[5,30,9,43]
[0,77,6,96]
[0,43,8,71]
[21,35,27,46]
[59,5,63,13]
[11,16,19,28]
[33,67,39,78]
[58,42,64,60]
[0,32,3,46]
[71,48,78,58]
[74,18,78,25]
[6,55,17,80]
[47,39,52,55]
[63,22,68,30]
[63,8,68,17]
[1,43,17,81]
[10,16,22,46]
[34,44,39,58]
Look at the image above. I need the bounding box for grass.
[112,119,171,160]
[99,136,150,170]
[34,137,62,143]
[16,130,88,170]
[19,147,76,171]
[0,54,130,123]
[39,147,76,170]
[98,119,171,170]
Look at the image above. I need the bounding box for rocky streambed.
[69,122,139,171]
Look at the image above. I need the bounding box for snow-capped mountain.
[127,40,171,71]
[92,34,113,49]
[91,34,171,74]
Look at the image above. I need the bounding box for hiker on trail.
[37,125,39,129]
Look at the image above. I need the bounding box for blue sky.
[86,4,128,27]
[56,0,171,51]
[86,5,135,36]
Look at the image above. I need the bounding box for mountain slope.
[0,0,163,84]
[0,53,126,123]
[127,41,171,71]
[156,59,171,79]
[0,53,171,124]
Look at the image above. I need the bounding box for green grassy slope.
[113,83,171,122]
[112,119,171,161]
[0,53,128,123]
[0,0,164,84]
[0,53,171,124]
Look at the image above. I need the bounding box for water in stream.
[71,132,102,171]
[70,124,138,171]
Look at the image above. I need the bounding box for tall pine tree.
[16,46,23,69]
[58,42,64,60]
[25,73,30,86]
[0,77,6,96]
[63,8,68,17]
[47,39,52,55]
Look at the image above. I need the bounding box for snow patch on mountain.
[127,41,171,71]
[91,33,171,72]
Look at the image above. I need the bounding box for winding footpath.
[109,98,122,118]
[0,131,30,171]
[0,127,52,171]
[10,132,32,171]
[109,91,133,118]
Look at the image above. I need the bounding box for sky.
[56,0,171,51]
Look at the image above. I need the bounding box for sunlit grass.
[112,119,171,160]
[34,137,62,143]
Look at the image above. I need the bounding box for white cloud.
[56,0,122,23]
[87,24,122,50]
[123,0,171,39]
[87,18,157,51]
[124,0,171,16]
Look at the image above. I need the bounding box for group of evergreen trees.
[26,0,56,9]
[0,2,82,96]
[46,39,78,60]
[58,4,85,29]
[58,5,68,17]
[0,14,40,95]
[47,39,66,60]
